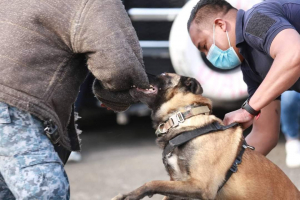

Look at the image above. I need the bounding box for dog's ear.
[184,78,203,95]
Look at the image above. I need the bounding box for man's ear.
[214,18,227,32]
[184,78,203,95]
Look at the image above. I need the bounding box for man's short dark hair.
[187,0,236,31]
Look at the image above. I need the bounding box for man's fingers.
[223,110,254,129]
[223,114,232,125]
[241,119,253,130]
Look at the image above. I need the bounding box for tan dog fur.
[112,73,300,200]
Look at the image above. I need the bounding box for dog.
[112,73,300,200]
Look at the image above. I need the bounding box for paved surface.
[65,113,300,200]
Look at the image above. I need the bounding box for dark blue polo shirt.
[236,0,300,99]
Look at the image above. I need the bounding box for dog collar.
[155,106,210,137]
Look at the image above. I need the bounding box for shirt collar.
[236,9,245,47]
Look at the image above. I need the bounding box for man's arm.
[224,29,300,127]
[249,29,300,111]
[246,100,281,156]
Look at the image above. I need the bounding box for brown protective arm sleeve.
[73,0,149,92]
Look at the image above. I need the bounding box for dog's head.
[130,73,212,126]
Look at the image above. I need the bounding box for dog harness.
[161,121,255,193]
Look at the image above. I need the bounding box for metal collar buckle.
[155,123,167,137]
[170,112,185,127]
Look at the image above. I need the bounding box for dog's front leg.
[112,180,212,200]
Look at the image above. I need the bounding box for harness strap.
[162,122,239,157]
[161,121,254,194]
[217,140,247,192]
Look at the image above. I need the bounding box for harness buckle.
[243,144,255,150]
[170,112,185,128]
[230,163,238,173]
[155,123,167,137]
[176,112,185,123]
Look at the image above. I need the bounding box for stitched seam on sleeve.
[265,25,295,54]
[70,0,90,53]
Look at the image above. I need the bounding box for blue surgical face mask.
[206,24,241,70]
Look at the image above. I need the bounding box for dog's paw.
[111,194,125,200]
[111,193,145,200]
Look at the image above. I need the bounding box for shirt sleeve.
[72,0,146,91]
[244,11,295,55]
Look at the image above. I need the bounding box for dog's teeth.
[133,85,136,88]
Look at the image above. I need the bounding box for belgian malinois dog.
[112,73,300,200]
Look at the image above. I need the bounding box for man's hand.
[225,101,280,156]
[223,108,254,129]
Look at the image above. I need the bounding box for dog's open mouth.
[131,85,158,95]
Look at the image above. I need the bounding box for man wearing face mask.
[188,0,300,156]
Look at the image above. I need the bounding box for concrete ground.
[65,113,300,200]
